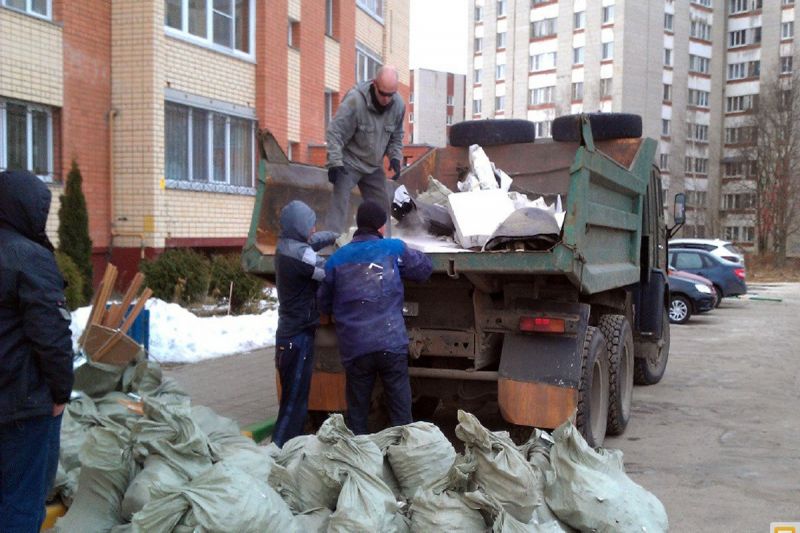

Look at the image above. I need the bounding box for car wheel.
[449,119,536,147]
[669,295,692,324]
[552,113,642,142]
[634,312,671,386]
[598,315,634,436]
[713,285,723,308]
[576,326,609,448]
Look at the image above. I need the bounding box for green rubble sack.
[55,425,137,533]
[464,489,574,533]
[294,507,333,532]
[73,358,131,397]
[455,410,544,523]
[409,488,487,532]
[386,421,456,498]
[121,454,188,521]
[544,422,668,533]
[130,462,297,533]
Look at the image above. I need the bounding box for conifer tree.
[58,160,93,303]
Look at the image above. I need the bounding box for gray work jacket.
[326,80,405,174]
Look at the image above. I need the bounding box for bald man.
[324,66,406,233]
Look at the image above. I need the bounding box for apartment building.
[467,0,799,254]
[0,0,410,284]
[408,68,466,147]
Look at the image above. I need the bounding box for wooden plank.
[78,264,117,346]
[105,272,143,329]
[119,288,152,334]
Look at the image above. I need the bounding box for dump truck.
[243,114,685,446]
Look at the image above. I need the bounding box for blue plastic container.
[105,305,150,353]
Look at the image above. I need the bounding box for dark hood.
[0,170,52,244]
[278,200,316,242]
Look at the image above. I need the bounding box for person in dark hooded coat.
[272,200,338,446]
[0,169,74,531]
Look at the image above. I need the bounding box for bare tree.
[739,70,800,265]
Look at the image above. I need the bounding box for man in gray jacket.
[325,65,405,233]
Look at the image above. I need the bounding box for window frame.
[602,5,615,24]
[0,98,54,182]
[356,43,383,84]
[356,0,383,22]
[1,0,50,19]
[164,0,256,61]
[602,41,614,60]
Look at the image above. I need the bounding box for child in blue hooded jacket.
[272,200,337,446]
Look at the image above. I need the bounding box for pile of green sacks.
[52,358,668,532]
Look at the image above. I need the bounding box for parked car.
[668,248,747,305]
[667,271,716,324]
[668,238,745,265]
[669,267,717,306]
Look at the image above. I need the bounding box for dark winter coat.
[0,170,74,423]
[275,201,338,339]
[318,233,432,363]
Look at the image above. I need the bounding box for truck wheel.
[598,315,634,436]
[449,119,536,147]
[411,396,440,421]
[552,113,642,142]
[634,311,670,385]
[669,295,691,324]
[577,326,609,447]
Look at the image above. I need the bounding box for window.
[725,126,756,143]
[356,44,382,83]
[288,19,299,48]
[662,119,671,136]
[600,78,613,98]
[325,0,335,37]
[572,82,584,100]
[664,13,674,31]
[660,153,670,171]
[726,94,758,112]
[531,17,557,38]
[447,95,454,106]
[473,99,482,115]
[685,156,708,175]
[530,86,555,105]
[324,91,336,130]
[164,101,254,188]
[729,0,748,13]
[729,29,746,47]
[497,31,507,49]
[495,63,506,80]
[784,0,795,5]
[474,68,482,84]
[497,0,506,17]
[602,41,614,60]
[495,96,505,112]
[781,55,793,74]
[664,48,673,66]
[723,193,756,209]
[446,114,453,125]
[727,61,759,80]
[530,51,557,71]
[574,11,586,30]
[2,0,49,18]
[474,37,484,53]
[686,190,707,207]
[0,99,53,179]
[724,225,755,242]
[688,89,709,107]
[165,0,253,56]
[663,83,672,101]
[724,160,757,177]
[532,0,550,5]
[692,0,712,5]
[602,5,615,24]
[356,0,382,19]
[687,123,709,141]
[408,112,414,123]
[474,5,483,22]
[782,21,794,40]
[573,46,584,65]
[691,20,711,40]
[534,120,552,138]
[689,54,710,74]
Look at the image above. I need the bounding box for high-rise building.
[409,68,466,147]
[0,0,410,282]
[467,0,799,253]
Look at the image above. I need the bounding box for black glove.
[389,158,402,181]
[328,166,345,185]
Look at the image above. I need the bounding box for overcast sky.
[409,0,468,75]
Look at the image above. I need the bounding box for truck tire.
[598,315,634,436]
[552,113,642,142]
[634,311,670,385]
[449,119,536,147]
[668,294,692,324]
[577,326,609,447]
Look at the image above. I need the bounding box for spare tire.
[552,113,642,142]
[449,119,536,147]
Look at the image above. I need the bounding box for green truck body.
[243,118,675,446]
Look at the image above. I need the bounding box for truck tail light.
[734,268,746,280]
[519,316,566,333]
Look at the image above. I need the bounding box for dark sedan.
[667,272,716,324]
[668,248,747,305]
